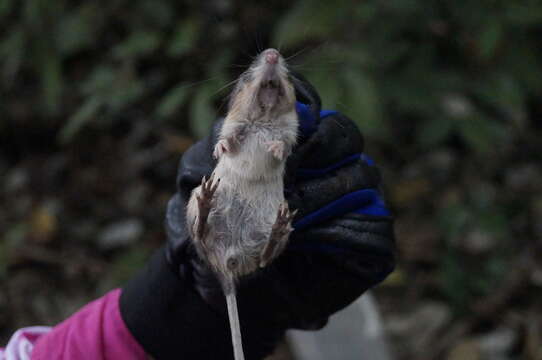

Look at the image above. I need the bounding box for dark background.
[1,1,541,359]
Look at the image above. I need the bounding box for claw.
[213,139,230,159]
[210,178,220,193]
[267,141,285,160]
[260,202,295,267]
[194,175,220,241]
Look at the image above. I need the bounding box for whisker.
[212,78,239,96]
[229,64,251,68]
[285,46,310,61]
[286,41,329,62]
[277,31,283,53]
[255,30,262,53]
[288,62,344,69]
[217,96,230,114]
[173,77,220,90]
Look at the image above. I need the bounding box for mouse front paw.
[196,173,220,213]
[266,140,285,160]
[213,139,231,159]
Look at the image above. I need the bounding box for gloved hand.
[120,74,395,360]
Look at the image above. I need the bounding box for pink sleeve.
[31,289,147,360]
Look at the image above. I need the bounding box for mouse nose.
[265,48,279,64]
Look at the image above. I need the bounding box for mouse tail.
[225,284,245,360]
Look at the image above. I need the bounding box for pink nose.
[265,49,279,64]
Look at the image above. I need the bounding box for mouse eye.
[227,257,238,270]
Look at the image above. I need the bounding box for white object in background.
[288,293,394,360]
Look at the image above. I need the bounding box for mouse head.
[227,48,296,120]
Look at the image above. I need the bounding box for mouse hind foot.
[259,203,296,268]
[194,174,220,243]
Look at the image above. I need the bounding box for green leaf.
[0,241,6,279]
[0,0,13,18]
[208,49,234,78]
[156,82,191,118]
[81,65,115,94]
[475,74,526,128]
[56,4,98,55]
[1,223,28,279]
[58,97,102,143]
[106,75,145,111]
[4,222,29,247]
[106,246,152,288]
[40,53,63,115]
[81,65,144,111]
[506,3,542,26]
[502,43,542,96]
[113,31,161,59]
[0,28,25,82]
[23,0,45,28]
[340,67,386,139]
[418,116,454,147]
[137,0,173,28]
[476,208,509,239]
[305,66,341,109]
[167,19,200,57]
[456,113,505,154]
[354,2,378,22]
[438,203,471,240]
[381,67,446,117]
[477,20,502,60]
[438,249,470,314]
[272,0,345,49]
[190,84,216,139]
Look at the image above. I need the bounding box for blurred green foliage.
[1,0,541,321]
[2,0,541,145]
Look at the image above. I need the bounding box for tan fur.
[186,49,298,281]
[185,49,298,360]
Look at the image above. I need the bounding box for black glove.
[120,75,395,360]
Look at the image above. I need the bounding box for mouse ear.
[290,70,322,121]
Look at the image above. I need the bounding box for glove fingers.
[189,251,226,310]
[288,161,380,221]
[288,113,364,170]
[289,214,395,277]
[293,214,395,255]
[290,70,322,121]
[288,214,395,287]
[271,251,374,327]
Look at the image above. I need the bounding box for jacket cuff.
[32,289,146,360]
[119,247,235,360]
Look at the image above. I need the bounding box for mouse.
[185,48,299,360]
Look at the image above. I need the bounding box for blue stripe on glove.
[297,153,361,179]
[294,102,390,232]
[293,189,390,231]
[296,101,337,136]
